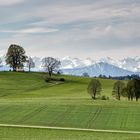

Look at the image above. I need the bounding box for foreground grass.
[0,72,140,139]
[0,101,140,131]
[0,127,140,140]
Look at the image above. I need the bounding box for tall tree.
[26,57,35,72]
[6,44,27,71]
[112,81,125,100]
[83,72,89,77]
[42,57,61,77]
[133,79,140,101]
[126,80,135,101]
[122,79,140,101]
[87,79,102,100]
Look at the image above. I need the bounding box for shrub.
[44,77,51,82]
[101,95,109,100]
[60,78,65,81]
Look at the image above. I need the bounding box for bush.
[60,78,65,81]
[44,75,65,82]
[101,95,109,100]
[44,77,51,82]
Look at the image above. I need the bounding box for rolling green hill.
[0,72,140,140]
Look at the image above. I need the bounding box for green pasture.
[0,72,140,139]
[0,127,140,140]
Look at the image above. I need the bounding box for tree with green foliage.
[112,81,125,100]
[124,78,140,101]
[125,80,135,101]
[133,79,140,101]
[6,44,27,71]
[26,57,35,72]
[87,79,102,100]
[126,79,140,101]
[42,57,61,77]
[83,72,89,77]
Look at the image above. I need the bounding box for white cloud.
[1,27,59,34]
[31,3,140,26]
[0,0,140,59]
[0,0,24,6]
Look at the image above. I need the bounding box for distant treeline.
[98,74,140,80]
[83,72,140,80]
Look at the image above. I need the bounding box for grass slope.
[0,72,140,139]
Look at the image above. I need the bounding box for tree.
[6,44,27,71]
[126,79,140,101]
[125,80,135,101]
[82,72,89,77]
[121,79,140,101]
[26,57,35,72]
[112,81,125,100]
[42,57,61,77]
[87,79,102,100]
[133,79,140,101]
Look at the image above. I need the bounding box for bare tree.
[26,57,35,72]
[42,57,61,77]
[87,79,102,100]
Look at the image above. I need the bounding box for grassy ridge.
[0,72,140,139]
[0,72,115,98]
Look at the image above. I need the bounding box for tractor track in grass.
[0,124,140,134]
[17,105,48,123]
[87,107,102,128]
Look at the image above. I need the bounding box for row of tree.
[88,79,140,101]
[83,72,140,80]
[113,79,140,101]
[5,44,61,76]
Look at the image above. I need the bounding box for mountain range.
[0,55,140,77]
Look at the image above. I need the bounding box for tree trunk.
[118,94,120,100]
[130,96,133,101]
[49,71,52,77]
[13,67,16,71]
[29,66,31,72]
[92,96,96,100]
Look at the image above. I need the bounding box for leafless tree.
[26,57,35,72]
[42,57,61,77]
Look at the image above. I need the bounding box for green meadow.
[0,72,140,139]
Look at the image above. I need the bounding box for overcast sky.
[0,0,140,59]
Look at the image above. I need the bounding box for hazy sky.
[0,0,140,59]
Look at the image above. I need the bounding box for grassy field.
[1,126,140,140]
[0,72,140,139]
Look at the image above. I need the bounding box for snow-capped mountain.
[60,56,140,73]
[62,62,135,77]
[60,56,95,69]
[31,56,42,71]
[120,57,140,72]
[0,55,140,76]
